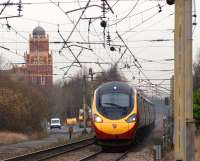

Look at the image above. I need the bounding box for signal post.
[82,75,87,134]
[174,0,195,161]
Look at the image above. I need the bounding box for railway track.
[2,137,95,161]
[77,150,102,161]
[115,151,129,161]
[78,149,129,161]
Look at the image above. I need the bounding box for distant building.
[8,64,27,82]
[25,26,53,86]
[0,64,26,82]
[1,26,53,87]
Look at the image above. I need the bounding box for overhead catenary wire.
[48,0,113,75]
[0,0,175,95]
[109,0,140,27]
[116,31,157,88]
[0,0,11,15]
[0,45,24,58]
[79,0,117,65]
[48,0,87,42]
[76,0,115,65]
[56,0,114,75]
[52,0,92,75]
[113,3,168,40]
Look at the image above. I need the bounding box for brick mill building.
[25,26,53,86]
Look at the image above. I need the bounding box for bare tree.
[45,65,126,121]
[0,55,4,72]
[94,64,126,88]
[0,75,48,132]
[193,52,200,90]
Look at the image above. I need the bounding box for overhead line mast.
[168,0,195,160]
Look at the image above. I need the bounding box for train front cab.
[92,90,139,147]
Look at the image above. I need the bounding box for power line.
[48,0,87,42]
[76,0,116,65]
[0,0,11,15]
[109,0,140,27]
[119,9,165,38]
[0,45,24,58]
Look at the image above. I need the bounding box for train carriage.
[91,81,155,147]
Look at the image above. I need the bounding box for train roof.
[136,91,154,105]
[96,81,133,94]
[96,81,154,105]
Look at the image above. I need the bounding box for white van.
[50,118,61,129]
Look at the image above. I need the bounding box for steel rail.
[78,149,129,161]
[114,151,129,161]
[77,150,102,161]
[2,137,95,161]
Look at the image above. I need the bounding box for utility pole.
[174,0,195,161]
[89,67,94,98]
[138,71,140,89]
[82,75,87,134]
[170,76,174,148]
[170,76,174,120]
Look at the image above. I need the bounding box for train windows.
[138,96,143,109]
[138,96,145,126]
[101,93,130,108]
[147,103,149,122]
[145,101,148,124]
[143,100,146,124]
[97,93,134,120]
[164,97,169,105]
[149,104,152,123]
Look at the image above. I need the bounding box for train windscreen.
[98,93,133,120]
[101,93,130,108]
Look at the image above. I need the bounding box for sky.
[0,0,199,96]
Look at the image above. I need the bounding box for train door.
[146,102,151,125]
[140,97,145,126]
[137,95,143,127]
[143,100,147,125]
[149,104,152,124]
[146,101,150,125]
[148,103,151,124]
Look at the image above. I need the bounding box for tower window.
[40,76,46,85]
[32,77,37,85]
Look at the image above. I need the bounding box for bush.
[193,90,200,129]
[0,76,48,132]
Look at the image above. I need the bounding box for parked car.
[50,118,61,129]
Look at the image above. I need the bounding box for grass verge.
[0,132,28,145]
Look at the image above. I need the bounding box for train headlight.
[126,114,137,123]
[94,114,103,123]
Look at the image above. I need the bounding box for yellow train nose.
[95,121,136,135]
[103,123,128,135]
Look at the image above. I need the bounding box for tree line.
[0,58,125,133]
[0,73,48,133]
[1,50,199,132]
[0,56,48,133]
[193,52,200,129]
[47,65,126,121]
